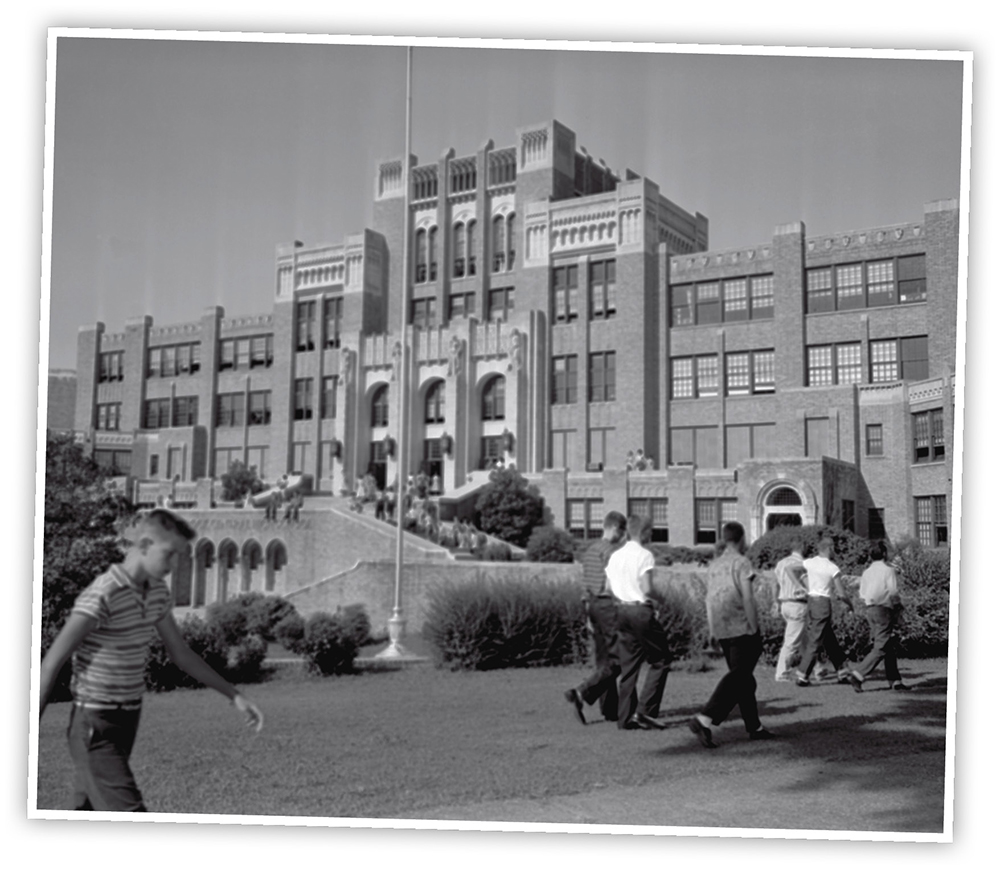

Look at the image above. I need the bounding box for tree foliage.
[474,467,545,549]
[525,525,577,563]
[220,460,265,502]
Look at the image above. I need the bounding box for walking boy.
[795,537,854,687]
[689,521,774,749]
[605,514,671,731]
[564,510,627,725]
[847,540,911,692]
[39,509,264,812]
[773,537,808,681]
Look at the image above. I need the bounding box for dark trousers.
[702,633,763,733]
[615,602,671,728]
[67,705,147,812]
[798,596,847,678]
[576,596,619,720]
[857,604,902,683]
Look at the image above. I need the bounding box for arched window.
[767,486,803,506]
[265,541,287,593]
[481,375,506,421]
[371,384,390,428]
[415,229,427,283]
[241,540,263,593]
[506,213,516,270]
[425,380,445,424]
[492,216,506,273]
[194,540,214,607]
[217,540,238,603]
[428,227,438,281]
[467,220,478,276]
[453,222,466,277]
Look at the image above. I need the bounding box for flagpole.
[377,45,413,659]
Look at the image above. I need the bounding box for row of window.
[411,287,516,328]
[806,255,926,313]
[552,260,618,323]
[295,297,343,352]
[143,397,199,430]
[671,275,775,327]
[220,335,274,371]
[864,409,946,463]
[147,342,201,378]
[414,215,515,285]
[670,350,775,399]
[551,352,617,404]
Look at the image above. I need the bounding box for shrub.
[336,603,373,649]
[274,612,306,654]
[482,542,513,562]
[145,615,228,692]
[220,460,265,503]
[205,592,296,645]
[525,525,577,563]
[746,524,872,575]
[301,612,362,676]
[653,582,710,661]
[226,634,268,683]
[423,578,588,670]
[890,543,951,657]
[649,544,716,566]
[474,467,546,548]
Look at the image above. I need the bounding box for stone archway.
[753,481,818,541]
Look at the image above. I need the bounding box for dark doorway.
[767,513,803,531]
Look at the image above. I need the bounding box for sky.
[45,36,965,369]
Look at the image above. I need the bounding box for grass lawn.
[34,655,949,832]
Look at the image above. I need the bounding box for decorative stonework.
[447,335,465,379]
[506,329,523,372]
[340,347,354,384]
[390,341,402,382]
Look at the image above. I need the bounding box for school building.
[70,119,960,549]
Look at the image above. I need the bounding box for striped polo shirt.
[70,564,173,703]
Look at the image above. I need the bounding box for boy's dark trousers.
[701,632,763,733]
[798,596,847,678]
[614,602,672,728]
[576,595,620,721]
[857,604,902,682]
[67,704,147,811]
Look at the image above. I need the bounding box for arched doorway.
[422,378,446,483]
[193,539,214,607]
[241,540,263,593]
[265,540,287,593]
[368,383,390,490]
[217,539,238,603]
[169,547,193,607]
[763,486,805,530]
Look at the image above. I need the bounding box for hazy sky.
[46,36,965,369]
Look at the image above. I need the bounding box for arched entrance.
[193,539,214,607]
[265,540,287,593]
[217,539,239,603]
[763,485,805,530]
[241,540,263,593]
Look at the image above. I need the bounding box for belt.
[620,600,654,608]
[594,593,615,599]
[779,598,808,604]
[74,700,143,711]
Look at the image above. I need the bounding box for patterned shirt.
[705,550,756,640]
[581,538,620,596]
[70,564,173,703]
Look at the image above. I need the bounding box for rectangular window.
[866,423,884,456]
[296,300,317,351]
[589,259,617,319]
[480,435,504,469]
[235,338,250,370]
[219,340,235,371]
[448,291,475,320]
[696,355,719,398]
[147,348,161,378]
[805,417,830,458]
[723,278,748,322]
[172,396,198,427]
[842,499,856,533]
[215,393,245,428]
[143,398,171,430]
[588,351,616,402]
[176,344,192,375]
[695,427,721,468]
[98,351,125,383]
[294,378,313,421]
[410,297,438,329]
[725,353,750,395]
[696,498,738,545]
[150,454,160,478]
[866,260,896,307]
[837,343,863,384]
[806,268,834,313]
[695,281,721,324]
[321,376,338,419]
[870,339,899,383]
[670,284,694,326]
[95,403,121,431]
[869,508,886,540]
[750,274,774,319]
[93,449,131,474]
[488,287,514,322]
[248,391,271,426]
[567,498,604,540]
[588,428,612,470]
[250,335,273,368]
[551,355,578,405]
[898,254,927,303]
[161,346,177,378]
[836,263,864,310]
[810,342,862,385]
[724,423,776,467]
[913,408,945,463]
[247,446,269,480]
[915,495,948,547]
[291,442,312,475]
[549,429,576,470]
[671,357,694,399]
[628,498,669,542]
[871,336,929,383]
[552,264,579,323]
[900,336,930,381]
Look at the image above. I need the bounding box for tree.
[220,460,265,502]
[41,434,136,663]
[525,525,577,563]
[474,467,545,549]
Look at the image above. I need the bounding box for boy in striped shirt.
[39,509,263,812]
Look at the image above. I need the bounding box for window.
[806,268,834,313]
[422,437,443,479]
[750,275,774,319]
[481,435,504,468]
[250,335,274,367]
[551,355,578,405]
[95,403,121,431]
[176,344,197,375]
[294,378,313,421]
[725,350,775,395]
[695,281,721,324]
[449,291,475,320]
[93,449,131,474]
[425,380,445,424]
[323,298,342,349]
[723,278,748,322]
[467,220,478,276]
[805,417,830,458]
[866,423,884,456]
[488,287,514,322]
[148,345,199,378]
[671,357,694,399]
[98,351,125,383]
[842,499,856,533]
[628,498,669,542]
[567,498,605,540]
[869,508,886,540]
[670,284,694,326]
[161,346,176,378]
[214,448,241,476]
[453,222,466,278]
[481,375,505,421]
[371,384,390,428]
[149,454,160,477]
[866,260,896,307]
[143,398,171,430]
[588,428,613,469]
[915,495,948,547]
[410,297,437,329]
[415,228,428,283]
[696,355,719,398]
[248,391,271,426]
[807,342,862,386]
[696,498,738,545]
[588,351,616,402]
[492,216,506,272]
[292,442,312,475]
[507,213,516,271]
[670,427,720,468]
[172,396,198,427]
[870,339,898,383]
[219,340,235,371]
[247,445,269,479]
[724,423,777,467]
[898,254,926,303]
[835,263,864,310]
[428,227,438,281]
[296,301,317,351]
[321,376,338,419]
[215,393,245,428]
[589,259,617,319]
[871,336,929,383]
[913,408,945,463]
[900,336,930,381]
[552,264,579,322]
[549,429,577,470]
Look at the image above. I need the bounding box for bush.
[145,615,228,692]
[889,543,951,657]
[226,634,268,683]
[474,467,546,548]
[746,524,872,575]
[301,611,363,676]
[219,460,265,503]
[482,542,513,562]
[423,578,588,670]
[525,525,577,563]
[206,593,297,645]
[649,544,716,566]
[274,612,306,654]
[336,603,373,649]
[653,582,710,661]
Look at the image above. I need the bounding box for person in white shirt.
[847,540,910,692]
[605,514,671,731]
[795,538,855,687]
[773,537,808,682]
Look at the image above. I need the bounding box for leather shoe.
[892,682,912,691]
[564,688,586,725]
[632,712,669,731]
[848,671,864,693]
[688,717,716,748]
[749,728,776,741]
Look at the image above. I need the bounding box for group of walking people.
[565,512,909,749]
